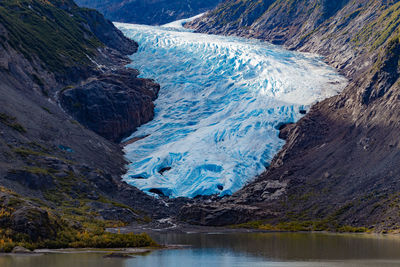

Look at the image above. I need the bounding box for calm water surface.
[2,232,400,267]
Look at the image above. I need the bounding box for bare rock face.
[60,68,160,142]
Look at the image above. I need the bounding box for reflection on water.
[153,232,400,261]
[0,253,125,267]
[2,232,400,267]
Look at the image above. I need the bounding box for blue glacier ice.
[115,20,347,198]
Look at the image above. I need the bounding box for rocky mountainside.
[0,0,171,249]
[74,0,222,25]
[60,69,160,142]
[181,0,400,232]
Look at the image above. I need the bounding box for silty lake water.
[2,232,400,267]
[116,19,347,198]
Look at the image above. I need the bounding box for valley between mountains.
[1,0,400,253]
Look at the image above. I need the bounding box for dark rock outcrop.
[60,69,160,142]
[0,190,59,241]
[5,170,55,191]
[11,206,57,241]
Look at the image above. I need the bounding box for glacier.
[115,20,347,198]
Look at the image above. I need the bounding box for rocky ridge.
[74,0,222,25]
[181,0,400,232]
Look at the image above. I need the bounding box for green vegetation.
[0,227,157,253]
[353,2,400,49]
[13,148,48,158]
[232,220,370,233]
[60,85,75,94]
[0,113,27,133]
[0,0,103,74]
[70,119,80,125]
[41,106,52,114]
[0,186,157,253]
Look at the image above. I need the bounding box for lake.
[2,232,400,267]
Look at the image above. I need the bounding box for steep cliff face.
[74,0,222,25]
[0,0,167,245]
[181,0,400,231]
[60,69,160,142]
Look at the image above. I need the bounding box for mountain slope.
[181,0,400,232]
[0,0,168,250]
[74,0,222,25]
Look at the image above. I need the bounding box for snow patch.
[161,13,205,31]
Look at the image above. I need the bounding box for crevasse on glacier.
[115,20,347,198]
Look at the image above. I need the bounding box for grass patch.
[0,0,103,74]
[41,106,52,114]
[0,228,157,253]
[60,85,74,94]
[0,187,158,253]
[23,166,52,175]
[0,113,27,133]
[13,148,48,158]
[70,120,80,126]
[232,220,370,233]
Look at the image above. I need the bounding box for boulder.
[11,246,32,254]
[11,206,57,241]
